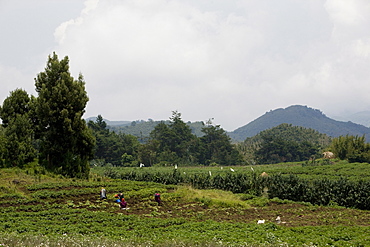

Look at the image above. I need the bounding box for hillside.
[228,105,370,142]
[332,111,370,127]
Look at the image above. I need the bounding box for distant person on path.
[100,187,107,199]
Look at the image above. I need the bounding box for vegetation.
[0,89,36,167]
[93,161,370,210]
[331,134,370,163]
[34,53,95,178]
[88,112,243,167]
[1,165,370,246]
[236,123,331,164]
[0,53,94,178]
[88,115,140,167]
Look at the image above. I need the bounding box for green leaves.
[34,52,94,178]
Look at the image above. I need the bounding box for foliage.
[237,123,331,164]
[0,167,370,246]
[0,89,36,167]
[88,115,140,166]
[94,162,370,210]
[199,122,244,166]
[34,52,95,178]
[331,134,370,163]
[1,167,370,246]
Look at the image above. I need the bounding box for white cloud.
[1,0,370,130]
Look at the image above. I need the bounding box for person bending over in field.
[120,198,129,210]
[154,193,161,206]
[114,193,124,203]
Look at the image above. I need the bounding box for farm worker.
[114,193,124,203]
[100,187,107,199]
[120,198,128,209]
[154,193,161,205]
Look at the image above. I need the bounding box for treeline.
[102,168,370,210]
[88,112,243,167]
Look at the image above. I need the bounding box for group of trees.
[1,52,369,179]
[88,112,244,167]
[0,53,94,178]
[236,123,332,164]
[331,135,370,163]
[0,52,243,178]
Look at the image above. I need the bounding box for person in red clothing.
[154,193,161,205]
[119,198,128,210]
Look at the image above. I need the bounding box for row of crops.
[101,168,370,210]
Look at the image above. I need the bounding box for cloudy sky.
[1,0,370,131]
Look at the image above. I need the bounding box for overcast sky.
[1,0,370,131]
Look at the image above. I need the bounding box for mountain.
[86,117,131,126]
[331,111,370,128]
[228,105,370,142]
[86,117,206,140]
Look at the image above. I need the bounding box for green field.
[1,162,370,246]
[93,159,370,180]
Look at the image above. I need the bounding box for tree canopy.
[34,52,95,178]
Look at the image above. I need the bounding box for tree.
[331,135,370,163]
[88,115,140,166]
[198,120,243,166]
[0,89,36,167]
[34,52,95,178]
[146,111,197,165]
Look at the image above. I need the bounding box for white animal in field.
[276,216,281,224]
[230,168,235,172]
[257,220,265,224]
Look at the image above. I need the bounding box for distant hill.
[86,117,131,126]
[228,105,370,142]
[88,119,206,140]
[331,111,370,128]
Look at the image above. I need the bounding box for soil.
[3,185,370,228]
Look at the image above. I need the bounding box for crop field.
[1,163,370,246]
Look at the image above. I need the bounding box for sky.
[1,0,370,131]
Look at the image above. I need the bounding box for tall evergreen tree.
[34,52,95,178]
